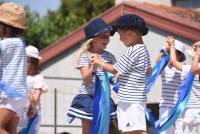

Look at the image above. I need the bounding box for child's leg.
[111,119,120,134]
[6,113,19,134]
[0,108,14,134]
[82,119,92,134]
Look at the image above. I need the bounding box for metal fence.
[38,88,159,134]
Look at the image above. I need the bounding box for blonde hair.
[76,39,93,64]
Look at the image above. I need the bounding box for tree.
[25,0,114,50]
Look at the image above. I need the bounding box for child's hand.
[90,54,102,65]
[164,42,170,53]
[193,41,200,52]
[167,36,175,47]
[196,47,200,56]
[27,104,37,118]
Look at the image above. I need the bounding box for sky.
[0,0,61,16]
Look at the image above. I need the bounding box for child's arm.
[80,65,97,82]
[192,42,200,74]
[90,54,118,74]
[168,37,183,71]
[156,41,170,63]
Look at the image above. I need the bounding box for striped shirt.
[114,44,151,103]
[182,65,200,108]
[0,38,28,97]
[75,51,116,95]
[160,65,183,108]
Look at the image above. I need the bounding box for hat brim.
[87,27,113,40]
[0,18,27,30]
[111,24,148,36]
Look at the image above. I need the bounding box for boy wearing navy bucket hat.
[67,18,118,134]
[91,14,152,134]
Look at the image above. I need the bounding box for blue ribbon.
[91,72,110,134]
[19,112,40,134]
[147,54,170,93]
[0,81,25,98]
[146,70,194,133]
[156,70,194,133]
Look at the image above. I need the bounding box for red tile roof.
[40,2,200,65]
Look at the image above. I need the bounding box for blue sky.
[0,0,61,16]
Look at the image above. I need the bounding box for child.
[157,37,186,134]
[67,18,118,134]
[0,2,28,134]
[168,38,200,134]
[91,14,151,134]
[25,45,48,133]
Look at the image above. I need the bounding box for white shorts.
[159,107,175,134]
[175,108,200,134]
[0,97,27,116]
[117,101,146,132]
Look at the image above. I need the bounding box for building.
[38,1,200,134]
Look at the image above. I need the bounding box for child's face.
[92,31,110,50]
[117,28,139,47]
[117,29,130,47]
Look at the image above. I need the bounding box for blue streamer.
[113,82,119,93]
[19,112,40,134]
[99,72,110,134]
[91,75,101,133]
[156,70,194,132]
[91,72,110,134]
[147,54,170,93]
[0,81,25,98]
[146,70,194,133]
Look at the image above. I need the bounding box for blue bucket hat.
[112,14,149,36]
[84,18,112,40]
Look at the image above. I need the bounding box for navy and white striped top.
[114,44,151,103]
[182,65,200,108]
[75,51,116,95]
[0,38,28,97]
[160,65,182,108]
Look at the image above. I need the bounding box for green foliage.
[24,0,114,50]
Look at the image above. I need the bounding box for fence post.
[54,88,57,134]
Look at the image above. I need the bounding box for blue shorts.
[67,94,117,120]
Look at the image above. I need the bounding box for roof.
[40,1,200,65]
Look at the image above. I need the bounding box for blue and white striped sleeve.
[114,47,139,74]
[75,52,90,69]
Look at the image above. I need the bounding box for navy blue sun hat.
[84,18,113,40]
[112,14,149,36]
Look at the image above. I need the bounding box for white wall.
[39,25,193,134]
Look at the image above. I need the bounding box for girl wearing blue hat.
[91,14,152,134]
[156,37,186,134]
[67,18,118,134]
[168,39,200,134]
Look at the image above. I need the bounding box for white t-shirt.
[160,64,183,108]
[27,74,48,108]
[182,65,200,108]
